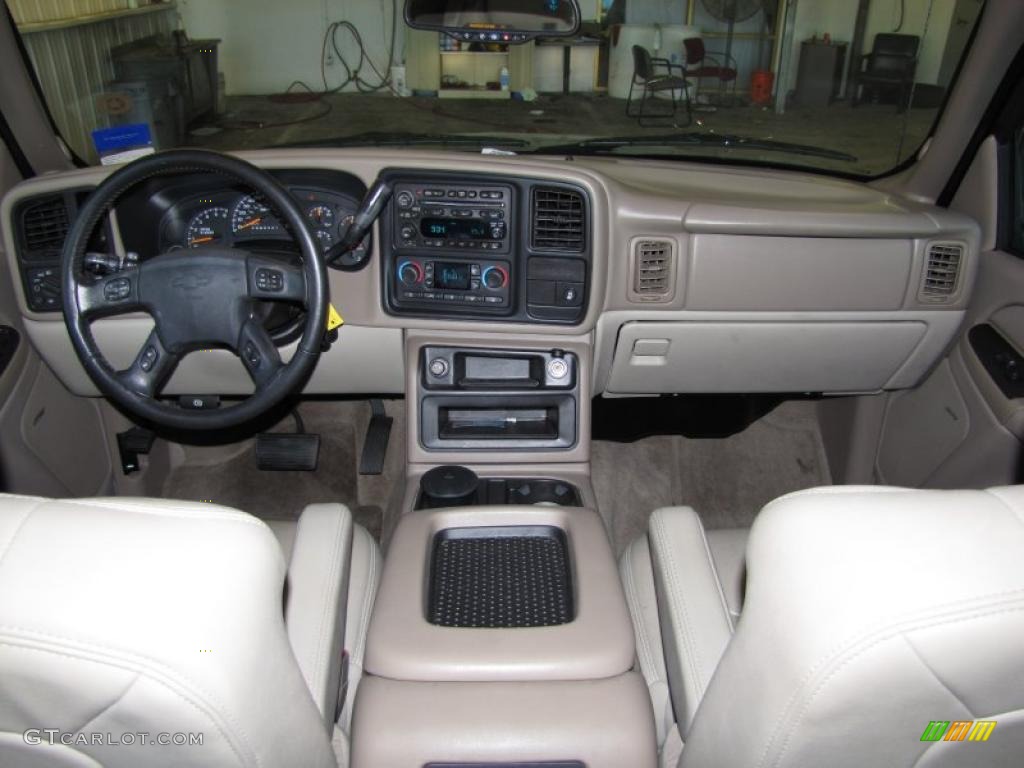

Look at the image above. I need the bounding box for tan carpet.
[162,399,406,542]
[593,400,831,555]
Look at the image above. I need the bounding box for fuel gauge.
[308,205,335,229]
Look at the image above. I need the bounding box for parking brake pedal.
[359,399,392,476]
[256,411,320,472]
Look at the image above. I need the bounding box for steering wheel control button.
[429,358,450,378]
[103,278,132,302]
[243,341,261,369]
[254,268,284,293]
[139,345,159,373]
[178,395,221,410]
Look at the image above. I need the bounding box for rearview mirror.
[404,0,581,44]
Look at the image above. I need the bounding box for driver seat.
[0,494,380,767]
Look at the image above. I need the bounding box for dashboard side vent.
[20,195,71,260]
[920,242,964,301]
[531,187,585,252]
[631,238,676,302]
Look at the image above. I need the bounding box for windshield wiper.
[281,131,530,150]
[532,132,857,163]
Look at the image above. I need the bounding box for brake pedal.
[256,433,320,471]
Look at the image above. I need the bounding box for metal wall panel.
[9,1,131,25]
[18,7,176,162]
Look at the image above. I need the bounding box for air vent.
[631,238,676,302]
[920,242,963,301]
[531,187,585,252]
[20,195,71,260]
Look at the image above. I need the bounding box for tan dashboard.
[1,148,980,402]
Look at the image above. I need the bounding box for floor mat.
[161,400,401,541]
[593,400,831,554]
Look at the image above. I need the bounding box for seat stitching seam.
[0,638,250,766]
[699,529,736,633]
[74,671,142,733]
[0,504,36,567]
[765,600,1024,768]
[310,513,345,705]
[755,584,1024,767]
[902,634,976,719]
[651,514,705,706]
[622,541,660,684]
[982,488,1024,527]
[354,533,377,663]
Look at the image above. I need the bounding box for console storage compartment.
[352,506,656,767]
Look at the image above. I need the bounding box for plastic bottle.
[500,66,510,92]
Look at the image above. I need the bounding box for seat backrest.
[869,33,920,75]
[683,37,705,66]
[632,44,655,81]
[0,495,335,768]
[681,486,1024,768]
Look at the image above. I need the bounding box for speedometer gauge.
[232,195,284,236]
[185,207,230,247]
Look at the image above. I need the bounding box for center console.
[351,506,656,767]
[381,171,592,325]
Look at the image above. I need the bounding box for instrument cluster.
[161,186,370,263]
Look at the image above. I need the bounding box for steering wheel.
[61,150,328,431]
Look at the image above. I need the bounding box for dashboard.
[0,149,981,410]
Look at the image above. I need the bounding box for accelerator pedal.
[359,399,393,476]
[256,411,320,471]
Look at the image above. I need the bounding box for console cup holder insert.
[428,525,575,629]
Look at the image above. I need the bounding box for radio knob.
[482,266,508,290]
[396,191,415,209]
[400,225,417,242]
[397,260,423,287]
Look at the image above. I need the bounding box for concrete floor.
[190,92,938,177]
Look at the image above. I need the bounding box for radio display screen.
[434,262,471,290]
[421,218,492,240]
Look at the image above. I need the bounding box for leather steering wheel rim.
[61,149,329,431]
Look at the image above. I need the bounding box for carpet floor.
[162,399,406,542]
[593,400,831,555]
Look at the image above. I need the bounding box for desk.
[536,36,602,94]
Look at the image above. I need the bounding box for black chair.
[627,45,692,127]
[853,33,920,112]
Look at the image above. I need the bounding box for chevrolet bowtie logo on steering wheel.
[171,271,214,292]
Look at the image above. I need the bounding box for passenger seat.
[622,486,1024,767]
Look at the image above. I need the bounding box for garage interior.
[9,0,982,175]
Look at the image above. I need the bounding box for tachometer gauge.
[185,207,230,247]
[308,204,335,229]
[232,195,284,236]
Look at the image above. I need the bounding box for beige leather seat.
[0,494,380,767]
[623,486,1024,767]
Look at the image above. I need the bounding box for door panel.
[0,137,113,495]
[877,132,1024,487]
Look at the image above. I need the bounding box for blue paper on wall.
[92,123,155,166]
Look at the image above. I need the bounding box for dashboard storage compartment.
[607,321,929,394]
[428,526,574,628]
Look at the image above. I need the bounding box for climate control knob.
[481,266,508,290]
[397,260,424,287]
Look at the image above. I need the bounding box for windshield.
[6,0,984,177]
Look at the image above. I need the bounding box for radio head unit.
[393,182,512,254]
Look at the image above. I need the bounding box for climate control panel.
[394,257,511,309]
